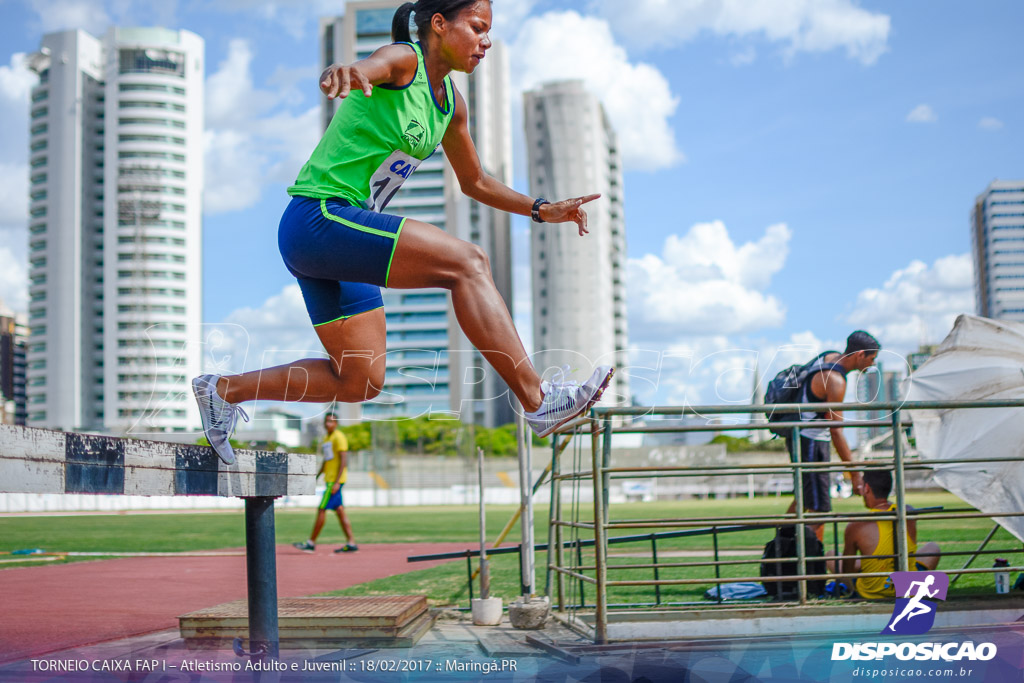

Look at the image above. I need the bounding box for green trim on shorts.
[318,485,333,510]
[384,218,407,288]
[312,306,384,328]
[319,199,400,239]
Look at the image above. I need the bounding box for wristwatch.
[531,197,550,223]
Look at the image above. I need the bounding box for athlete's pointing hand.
[539,194,601,236]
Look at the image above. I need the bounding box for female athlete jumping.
[193,0,614,464]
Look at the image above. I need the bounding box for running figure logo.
[883,571,949,635]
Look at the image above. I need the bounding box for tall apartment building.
[25,28,203,434]
[319,1,515,427]
[972,179,1024,322]
[0,301,28,425]
[858,365,902,440]
[524,80,629,405]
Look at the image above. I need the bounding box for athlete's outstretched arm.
[441,87,599,236]
[319,44,418,99]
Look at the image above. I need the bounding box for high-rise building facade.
[0,301,28,425]
[524,80,629,405]
[319,1,515,427]
[972,179,1024,323]
[25,28,203,434]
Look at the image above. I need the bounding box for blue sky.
[0,0,1021,408]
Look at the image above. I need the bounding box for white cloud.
[845,253,974,350]
[204,284,320,377]
[730,46,757,67]
[979,117,1004,131]
[596,0,890,65]
[0,162,28,230]
[209,0,342,40]
[203,39,320,214]
[511,11,682,172]
[906,104,937,123]
[491,0,539,40]
[27,0,110,35]
[202,130,270,214]
[625,330,834,407]
[628,221,791,339]
[0,53,35,105]
[0,246,28,314]
[0,54,33,172]
[206,40,280,128]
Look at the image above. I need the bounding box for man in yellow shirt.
[293,412,357,553]
[834,470,940,599]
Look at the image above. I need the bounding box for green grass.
[1,493,1019,607]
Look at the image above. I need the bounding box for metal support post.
[516,412,535,597]
[591,419,609,643]
[892,410,910,572]
[712,527,722,602]
[477,448,489,600]
[548,435,565,609]
[602,420,613,527]
[576,540,585,608]
[650,534,661,606]
[951,525,1001,586]
[244,497,279,661]
[792,427,807,604]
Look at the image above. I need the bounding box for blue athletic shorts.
[785,435,832,512]
[278,195,406,326]
[318,483,345,510]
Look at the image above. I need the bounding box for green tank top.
[288,42,454,212]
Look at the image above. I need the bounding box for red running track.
[0,542,473,664]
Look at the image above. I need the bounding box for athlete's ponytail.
[391,2,416,43]
[391,0,485,44]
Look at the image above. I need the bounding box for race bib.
[321,441,334,461]
[366,150,420,212]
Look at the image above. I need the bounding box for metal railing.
[546,399,1024,644]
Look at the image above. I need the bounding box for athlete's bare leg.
[387,219,543,412]
[217,220,542,411]
[336,507,355,545]
[218,308,386,404]
[309,509,328,543]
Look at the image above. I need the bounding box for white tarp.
[904,314,1024,541]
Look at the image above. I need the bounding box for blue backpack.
[764,351,842,438]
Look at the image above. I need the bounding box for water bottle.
[994,558,1010,594]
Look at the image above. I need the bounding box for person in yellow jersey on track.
[293,412,357,554]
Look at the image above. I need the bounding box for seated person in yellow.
[832,470,940,598]
[293,412,357,553]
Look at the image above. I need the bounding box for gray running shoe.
[525,365,614,438]
[293,541,315,553]
[334,544,359,553]
[192,374,248,465]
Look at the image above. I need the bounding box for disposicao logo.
[884,570,948,635]
[831,571,997,662]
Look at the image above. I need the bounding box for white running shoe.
[525,365,615,438]
[192,374,248,465]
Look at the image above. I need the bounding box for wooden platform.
[179,596,435,649]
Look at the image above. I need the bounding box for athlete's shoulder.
[367,42,419,87]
